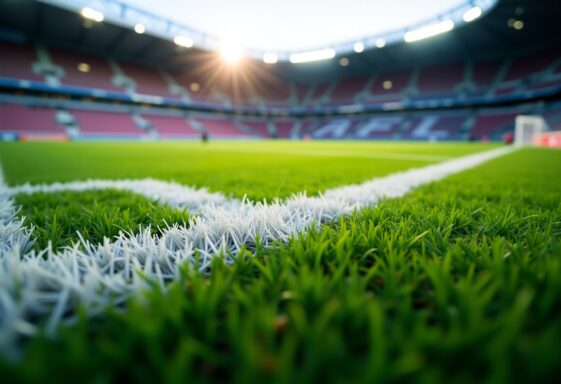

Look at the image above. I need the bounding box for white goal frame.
[515,115,549,147]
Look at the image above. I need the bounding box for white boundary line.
[3,179,233,213]
[0,146,516,352]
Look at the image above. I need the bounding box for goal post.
[514,115,549,147]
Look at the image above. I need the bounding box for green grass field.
[1,141,561,383]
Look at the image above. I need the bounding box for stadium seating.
[170,72,216,103]
[417,63,464,94]
[252,79,291,106]
[330,76,370,104]
[2,40,561,142]
[242,120,271,137]
[71,109,145,136]
[196,117,252,137]
[403,115,466,140]
[274,122,294,138]
[471,60,501,91]
[470,112,517,140]
[120,64,173,97]
[0,103,65,134]
[305,83,332,105]
[51,49,122,92]
[503,50,560,82]
[0,41,43,82]
[142,114,200,137]
[372,70,410,95]
[354,116,403,139]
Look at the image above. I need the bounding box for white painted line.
[0,146,516,353]
[3,179,232,214]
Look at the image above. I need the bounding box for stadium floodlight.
[404,20,454,43]
[375,38,386,48]
[263,53,278,64]
[77,63,90,73]
[80,7,104,22]
[463,6,482,22]
[134,23,146,34]
[220,44,243,64]
[174,36,194,48]
[353,42,364,53]
[289,48,336,64]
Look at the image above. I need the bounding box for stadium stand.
[0,103,64,134]
[1,0,560,144]
[242,120,271,137]
[373,70,411,94]
[470,111,517,140]
[330,76,370,104]
[71,109,146,137]
[0,40,43,82]
[416,63,464,97]
[196,117,253,137]
[168,73,214,103]
[120,63,174,97]
[503,50,560,82]
[142,114,200,138]
[471,60,502,91]
[274,122,294,138]
[403,115,466,140]
[51,50,122,92]
[252,79,291,106]
[354,116,403,139]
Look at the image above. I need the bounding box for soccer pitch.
[1,141,561,382]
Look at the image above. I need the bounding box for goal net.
[514,115,549,146]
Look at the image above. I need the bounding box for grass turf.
[4,141,497,251]
[0,141,497,201]
[15,190,190,251]
[1,147,560,383]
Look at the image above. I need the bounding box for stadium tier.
[2,99,559,141]
[141,114,200,138]
[119,64,174,98]
[470,111,518,140]
[1,2,560,143]
[50,49,122,92]
[417,63,464,94]
[0,103,65,137]
[71,109,146,137]
[196,117,252,138]
[0,40,43,82]
[1,41,560,109]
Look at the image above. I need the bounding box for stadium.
[0,0,560,381]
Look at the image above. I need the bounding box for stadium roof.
[123,0,470,51]
[0,0,560,81]
[35,0,498,60]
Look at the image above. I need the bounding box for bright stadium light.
[77,63,90,73]
[404,20,454,43]
[134,23,146,34]
[463,6,482,22]
[263,53,278,64]
[80,7,104,22]
[174,35,194,48]
[353,42,365,53]
[289,48,336,64]
[375,38,386,48]
[220,44,243,64]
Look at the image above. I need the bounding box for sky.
[125,0,467,52]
